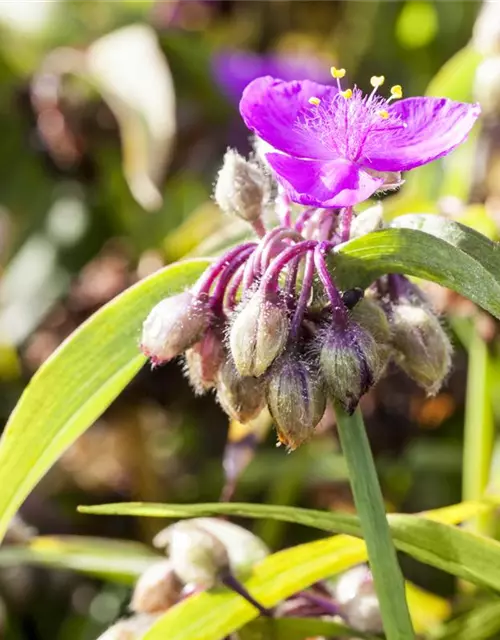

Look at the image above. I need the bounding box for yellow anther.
[331,66,346,79]
[370,75,385,88]
[308,96,321,106]
[390,84,403,99]
[377,109,389,119]
[341,88,353,99]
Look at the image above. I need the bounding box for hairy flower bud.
[266,352,326,450]
[390,302,452,395]
[97,614,161,640]
[216,353,266,423]
[130,560,182,614]
[319,321,383,414]
[153,518,268,587]
[473,1,500,57]
[474,56,500,118]
[229,291,289,377]
[351,297,392,362]
[350,203,384,239]
[140,291,211,365]
[214,149,268,223]
[334,565,383,634]
[184,326,225,394]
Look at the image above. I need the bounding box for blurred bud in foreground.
[97,613,161,640]
[216,354,266,423]
[229,290,289,377]
[390,302,452,395]
[266,351,326,450]
[473,1,500,57]
[214,149,268,223]
[319,320,386,414]
[474,56,500,118]
[333,565,383,634]
[131,560,182,614]
[184,325,225,394]
[140,291,211,365]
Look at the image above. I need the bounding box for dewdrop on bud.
[216,353,266,423]
[153,520,230,589]
[214,149,268,223]
[96,614,161,640]
[130,560,182,614]
[184,326,225,394]
[153,518,269,587]
[391,303,452,395]
[229,291,289,377]
[350,203,384,239]
[140,291,211,365]
[266,352,326,450]
[474,57,500,118]
[319,321,383,414]
[334,565,383,634]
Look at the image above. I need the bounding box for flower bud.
[229,291,289,377]
[216,353,266,423]
[130,560,182,614]
[351,297,392,362]
[97,614,161,640]
[266,352,326,450]
[153,520,230,589]
[334,565,383,634]
[350,203,384,239]
[366,169,403,195]
[140,291,211,365]
[153,518,269,587]
[214,149,268,223]
[474,56,500,118]
[473,1,500,57]
[319,321,383,414]
[184,326,225,394]
[390,302,452,395]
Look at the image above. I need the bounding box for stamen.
[390,84,403,99]
[331,67,346,79]
[308,96,321,106]
[331,66,346,92]
[377,109,389,119]
[341,89,353,99]
[368,75,385,102]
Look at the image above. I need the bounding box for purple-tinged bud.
[140,291,211,365]
[97,614,161,640]
[214,149,268,223]
[319,321,383,414]
[130,560,182,614]
[333,565,383,634]
[266,352,326,450]
[390,302,452,395]
[184,325,225,394]
[153,518,268,588]
[350,203,384,239]
[229,290,289,377]
[216,353,266,423]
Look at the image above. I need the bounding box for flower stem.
[334,404,415,640]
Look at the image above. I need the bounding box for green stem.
[335,403,415,640]
[463,323,494,535]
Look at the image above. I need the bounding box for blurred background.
[0,0,497,638]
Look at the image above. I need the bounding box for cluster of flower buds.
[141,149,453,449]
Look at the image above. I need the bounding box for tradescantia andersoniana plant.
[3,59,500,640]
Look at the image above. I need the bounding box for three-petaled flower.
[239,71,480,207]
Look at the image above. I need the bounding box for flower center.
[301,69,406,162]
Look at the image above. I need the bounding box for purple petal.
[266,154,385,207]
[360,97,481,172]
[212,50,331,105]
[240,76,338,160]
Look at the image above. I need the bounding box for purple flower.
[212,50,332,105]
[239,74,481,207]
